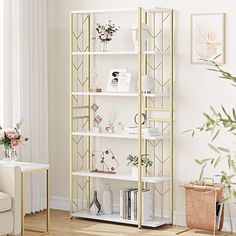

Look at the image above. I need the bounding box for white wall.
[47,0,236,228]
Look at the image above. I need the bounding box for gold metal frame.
[21,169,50,236]
[190,13,226,64]
[70,7,174,229]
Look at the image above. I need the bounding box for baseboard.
[50,196,236,232]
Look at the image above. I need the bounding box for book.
[216,201,223,229]
[120,190,123,218]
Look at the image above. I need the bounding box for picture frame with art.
[107,69,131,93]
[191,13,225,64]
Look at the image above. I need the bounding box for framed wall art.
[107,68,131,92]
[191,13,225,64]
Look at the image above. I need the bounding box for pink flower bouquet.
[0,120,28,159]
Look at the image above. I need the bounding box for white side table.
[0,162,50,236]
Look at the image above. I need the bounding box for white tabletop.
[0,161,49,173]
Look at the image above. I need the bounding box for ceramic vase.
[131,23,150,51]
[102,184,113,215]
[89,191,101,215]
[132,166,145,177]
[142,75,155,93]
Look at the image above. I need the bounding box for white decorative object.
[102,184,113,215]
[142,75,155,93]
[107,68,127,92]
[89,191,101,215]
[132,166,138,177]
[131,23,151,51]
[94,126,101,133]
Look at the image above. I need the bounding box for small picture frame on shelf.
[107,68,130,92]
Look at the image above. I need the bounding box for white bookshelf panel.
[72,210,170,228]
[72,170,170,184]
[71,131,170,140]
[71,92,170,97]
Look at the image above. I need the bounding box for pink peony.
[0,130,4,140]
[5,128,18,139]
[11,138,22,148]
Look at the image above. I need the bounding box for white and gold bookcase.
[69,7,174,229]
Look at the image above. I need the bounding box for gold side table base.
[21,169,50,236]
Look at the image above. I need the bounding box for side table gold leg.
[46,169,50,232]
[21,173,24,236]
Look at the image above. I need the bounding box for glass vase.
[100,41,108,52]
[3,147,17,163]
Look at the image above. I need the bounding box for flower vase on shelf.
[100,41,108,52]
[102,184,113,215]
[3,146,17,163]
[89,191,101,215]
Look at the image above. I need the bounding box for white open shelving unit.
[70,7,174,229]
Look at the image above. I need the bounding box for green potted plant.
[127,154,153,177]
[187,57,236,203]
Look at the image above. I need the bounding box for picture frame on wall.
[191,13,225,64]
[107,69,131,93]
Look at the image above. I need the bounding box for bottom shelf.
[72,210,170,228]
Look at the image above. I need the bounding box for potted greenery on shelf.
[95,20,119,52]
[127,154,153,177]
[188,56,236,203]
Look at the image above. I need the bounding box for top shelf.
[71,8,172,14]
[71,51,169,56]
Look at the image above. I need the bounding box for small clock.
[134,113,147,125]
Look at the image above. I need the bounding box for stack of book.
[120,189,152,221]
[124,127,159,137]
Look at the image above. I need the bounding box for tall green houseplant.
[189,58,236,203]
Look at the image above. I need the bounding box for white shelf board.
[71,8,171,14]
[72,210,170,228]
[71,131,170,140]
[71,51,168,55]
[72,170,170,184]
[71,92,170,98]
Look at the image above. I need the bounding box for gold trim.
[138,7,143,229]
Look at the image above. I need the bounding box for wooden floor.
[24,210,235,236]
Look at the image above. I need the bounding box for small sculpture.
[91,148,119,174]
[91,102,102,132]
[90,68,102,92]
[105,113,117,133]
[89,191,101,215]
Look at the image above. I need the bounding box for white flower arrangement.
[95,20,119,42]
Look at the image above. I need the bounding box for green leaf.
[208,143,220,153]
[0,140,4,145]
[199,163,206,181]
[233,108,236,121]
[211,129,220,141]
[214,156,221,168]
[220,197,230,204]
[218,146,230,153]
[194,159,203,165]
[16,119,24,130]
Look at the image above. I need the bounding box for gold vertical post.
[86,14,91,208]
[144,11,148,190]
[169,9,174,225]
[69,12,73,218]
[21,173,24,236]
[46,169,50,232]
[138,7,143,229]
